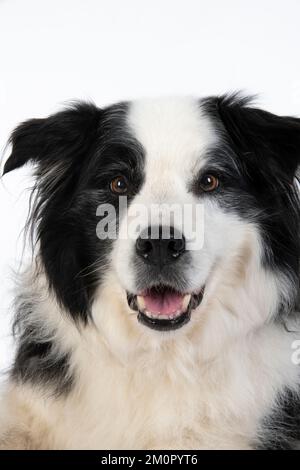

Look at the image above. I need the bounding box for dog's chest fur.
[3,292,299,450]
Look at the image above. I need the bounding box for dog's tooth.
[143,309,188,321]
[160,314,170,320]
[182,294,191,311]
[137,296,145,311]
[145,310,156,319]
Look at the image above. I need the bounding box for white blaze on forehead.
[127,96,218,181]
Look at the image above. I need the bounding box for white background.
[1,0,300,374]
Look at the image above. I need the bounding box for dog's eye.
[110,175,129,195]
[199,174,219,192]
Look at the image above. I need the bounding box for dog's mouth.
[127,286,204,331]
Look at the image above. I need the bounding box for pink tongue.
[143,290,184,316]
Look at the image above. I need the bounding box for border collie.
[1,95,300,449]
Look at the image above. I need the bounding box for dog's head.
[4,96,300,356]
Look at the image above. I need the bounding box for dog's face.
[4,96,300,353]
[112,98,258,333]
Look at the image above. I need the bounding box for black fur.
[255,388,300,449]
[11,298,74,396]
[12,334,73,397]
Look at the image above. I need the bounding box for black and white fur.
[1,94,300,449]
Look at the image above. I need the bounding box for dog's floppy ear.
[210,94,300,179]
[3,102,102,176]
[3,103,103,323]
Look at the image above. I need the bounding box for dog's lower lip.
[138,309,191,331]
[126,287,204,331]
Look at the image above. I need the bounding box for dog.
[0,94,300,449]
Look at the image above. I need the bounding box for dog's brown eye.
[199,174,219,192]
[110,176,129,195]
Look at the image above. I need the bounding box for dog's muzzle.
[127,225,204,331]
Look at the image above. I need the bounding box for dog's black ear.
[3,102,102,176]
[207,94,300,179]
[3,103,103,323]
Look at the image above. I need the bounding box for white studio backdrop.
[1,0,300,375]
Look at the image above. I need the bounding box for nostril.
[136,237,153,258]
[168,237,185,258]
[142,240,153,257]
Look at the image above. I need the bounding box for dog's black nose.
[136,226,186,266]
